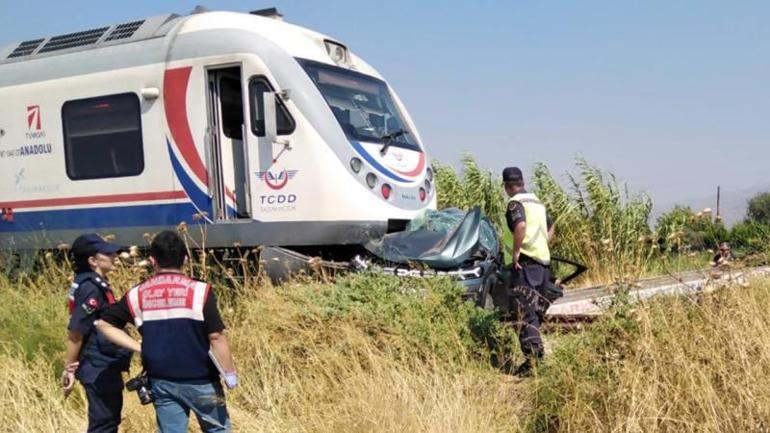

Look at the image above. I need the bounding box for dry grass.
[0,262,528,433]
[534,275,770,432]
[3,252,770,432]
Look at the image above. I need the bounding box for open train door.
[205,66,251,220]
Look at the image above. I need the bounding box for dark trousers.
[508,262,551,359]
[82,368,124,433]
[509,284,544,358]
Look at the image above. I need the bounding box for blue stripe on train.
[167,138,213,217]
[166,138,237,218]
[0,203,199,233]
[349,140,411,183]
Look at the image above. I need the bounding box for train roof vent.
[105,20,145,41]
[6,38,45,58]
[38,27,109,54]
[0,13,180,64]
[250,7,283,20]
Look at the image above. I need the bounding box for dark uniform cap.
[71,233,125,258]
[502,166,523,183]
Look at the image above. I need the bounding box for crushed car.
[353,206,586,313]
[263,206,586,314]
[351,206,503,308]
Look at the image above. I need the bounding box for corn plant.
[532,158,654,284]
[433,155,505,229]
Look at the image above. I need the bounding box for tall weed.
[434,155,657,284]
[532,159,655,284]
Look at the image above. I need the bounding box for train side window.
[219,76,244,139]
[249,77,295,136]
[62,93,144,180]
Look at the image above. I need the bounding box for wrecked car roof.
[365,207,499,269]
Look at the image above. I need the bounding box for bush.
[747,192,770,225]
[655,205,727,252]
[317,272,503,364]
[729,220,770,255]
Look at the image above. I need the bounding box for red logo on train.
[255,169,298,190]
[26,105,41,130]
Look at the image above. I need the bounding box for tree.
[747,192,770,225]
[729,220,770,253]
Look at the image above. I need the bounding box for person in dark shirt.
[502,167,556,377]
[97,230,236,433]
[61,233,133,433]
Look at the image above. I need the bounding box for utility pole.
[716,185,721,222]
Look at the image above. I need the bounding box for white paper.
[208,350,226,378]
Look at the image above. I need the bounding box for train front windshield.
[299,59,419,151]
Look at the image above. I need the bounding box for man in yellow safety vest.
[502,166,555,377]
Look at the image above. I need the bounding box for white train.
[0,8,436,252]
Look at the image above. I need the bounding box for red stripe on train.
[164,67,238,204]
[0,191,187,209]
[393,152,426,177]
[164,67,209,187]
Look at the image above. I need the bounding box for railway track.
[546,265,770,321]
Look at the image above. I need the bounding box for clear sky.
[1,0,768,213]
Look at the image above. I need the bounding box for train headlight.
[350,157,362,173]
[324,40,349,65]
[424,179,432,192]
[381,184,392,200]
[426,167,433,182]
[419,188,427,201]
[366,173,377,189]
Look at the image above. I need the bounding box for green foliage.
[433,155,505,228]
[0,249,12,279]
[434,155,660,283]
[729,220,770,254]
[532,158,654,283]
[655,205,727,252]
[655,205,690,252]
[320,272,502,364]
[531,285,641,431]
[652,198,770,257]
[747,192,770,224]
[0,275,69,367]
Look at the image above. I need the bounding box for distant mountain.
[653,182,770,227]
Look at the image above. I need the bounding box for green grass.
[0,272,69,364]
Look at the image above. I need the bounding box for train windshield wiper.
[379,129,409,156]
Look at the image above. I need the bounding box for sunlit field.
[2,251,770,432]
